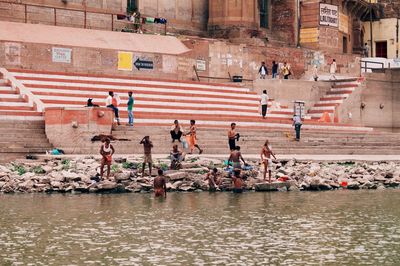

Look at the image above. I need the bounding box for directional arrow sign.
[134,58,154,70]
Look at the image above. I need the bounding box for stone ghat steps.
[9,69,299,122]
[113,126,397,138]
[0,121,52,156]
[59,146,400,155]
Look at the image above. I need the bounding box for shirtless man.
[228,123,240,151]
[154,169,167,198]
[170,144,185,170]
[204,168,220,192]
[261,139,277,183]
[140,136,153,176]
[99,138,115,180]
[232,169,244,193]
[228,146,246,170]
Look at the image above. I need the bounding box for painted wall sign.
[319,4,338,27]
[52,47,72,63]
[118,51,133,71]
[5,42,21,65]
[196,59,206,71]
[134,58,153,70]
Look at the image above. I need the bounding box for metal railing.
[0,0,167,34]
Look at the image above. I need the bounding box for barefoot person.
[228,146,246,170]
[99,138,115,180]
[261,140,277,183]
[232,169,244,193]
[186,120,203,154]
[204,168,220,192]
[170,120,184,143]
[228,123,240,151]
[170,144,185,170]
[105,91,121,125]
[154,169,167,198]
[140,136,153,176]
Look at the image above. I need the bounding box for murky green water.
[0,190,399,265]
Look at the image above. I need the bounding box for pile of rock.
[0,156,399,194]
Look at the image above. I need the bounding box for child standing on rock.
[140,136,153,176]
[100,138,115,180]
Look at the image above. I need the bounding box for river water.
[0,190,399,265]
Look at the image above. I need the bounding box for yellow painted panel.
[118,51,133,71]
[300,28,319,43]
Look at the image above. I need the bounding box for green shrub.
[122,161,136,169]
[111,164,120,173]
[33,166,45,174]
[61,159,70,170]
[13,165,26,176]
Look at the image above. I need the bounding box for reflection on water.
[0,190,399,265]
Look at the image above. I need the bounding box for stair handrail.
[0,68,45,112]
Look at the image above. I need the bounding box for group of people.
[259,61,292,80]
[103,91,134,126]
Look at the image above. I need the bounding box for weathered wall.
[139,0,209,35]
[363,18,398,59]
[337,70,400,129]
[253,79,331,110]
[45,107,114,153]
[272,0,296,45]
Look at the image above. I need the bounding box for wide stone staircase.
[0,121,52,162]
[2,68,399,158]
[58,126,400,155]
[9,68,300,126]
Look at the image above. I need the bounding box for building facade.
[363,0,400,58]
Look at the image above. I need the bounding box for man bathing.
[99,138,115,180]
[232,169,244,193]
[228,146,246,170]
[204,168,220,191]
[140,136,153,176]
[261,139,277,183]
[154,169,167,198]
[170,144,185,170]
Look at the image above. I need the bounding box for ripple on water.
[0,191,400,265]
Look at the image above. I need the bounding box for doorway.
[375,41,387,58]
[127,0,137,13]
[343,36,348,54]
[260,0,269,29]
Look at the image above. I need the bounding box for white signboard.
[319,3,338,27]
[52,47,72,63]
[196,59,206,71]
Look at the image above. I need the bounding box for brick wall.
[271,0,296,45]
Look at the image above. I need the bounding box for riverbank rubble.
[0,157,399,193]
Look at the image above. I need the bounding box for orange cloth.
[112,97,118,106]
[187,134,197,150]
[318,112,331,123]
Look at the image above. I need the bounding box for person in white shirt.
[260,90,269,119]
[258,62,268,79]
[105,91,120,125]
[293,114,302,141]
[329,59,337,80]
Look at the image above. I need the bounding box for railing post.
[84,11,87,28]
[24,4,27,23]
[111,14,114,31]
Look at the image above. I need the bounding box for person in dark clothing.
[271,61,278,79]
[293,114,302,141]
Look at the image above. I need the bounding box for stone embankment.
[0,156,399,193]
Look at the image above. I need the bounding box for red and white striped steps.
[308,79,359,120]
[9,70,297,124]
[0,79,43,120]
